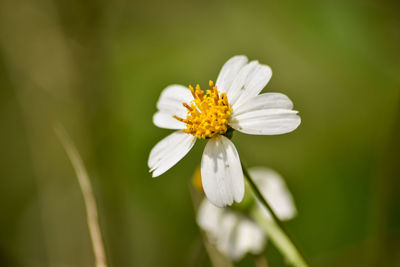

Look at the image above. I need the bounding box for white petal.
[215,212,241,259]
[230,101,301,135]
[249,167,297,221]
[197,199,243,259]
[201,136,244,207]
[234,219,266,259]
[196,199,266,261]
[153,84,193,129]
[153,111,186,129]
[216,56,248,93]
[197,199,224,239]
[227,61,272,109]
[217,214,265,261]
[223,61,258,105]
[233,93,294,116]
[148,131,196,177]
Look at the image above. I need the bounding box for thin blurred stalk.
[242,163,309,267]
[56,125,108,267]
[254,254,269,267]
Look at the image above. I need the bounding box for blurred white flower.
[148,55,300,207]
[248,167,297,220]
[197,167,297,261]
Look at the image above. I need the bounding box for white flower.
[249,167,297,220]
[197,167,297,261]
[148,55,300,207]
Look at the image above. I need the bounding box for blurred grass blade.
[55,125,108,267]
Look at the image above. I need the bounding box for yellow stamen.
[173,115,192,124]
[188,85,196,99]
[174,80,232,139]
[182,103,193,111]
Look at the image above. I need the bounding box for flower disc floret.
[174,81,232,139]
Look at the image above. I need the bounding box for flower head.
[174,81,232,139]
[197,167,297,261]
[149,55,301,207]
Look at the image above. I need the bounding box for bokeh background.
[1,0,399,266]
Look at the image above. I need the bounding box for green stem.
[241,162,310,267]
[253,213,308,267]
[242,164,285,229]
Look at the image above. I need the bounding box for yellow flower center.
[174,80,232,139]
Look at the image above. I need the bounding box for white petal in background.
[249,167,297,221]
[153,84,193,130]
[197,200,224,240]
[227,61,272,109]
[201,135,245,207]
[197,199,266,261]
[216,55,248,94]
[148,131,196,177]
[233,219,266,259]
[229,98,301,135]
[216,213,243,260]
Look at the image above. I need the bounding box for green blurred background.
[1,0,399,266]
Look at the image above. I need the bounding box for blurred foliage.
[0,0,399,266]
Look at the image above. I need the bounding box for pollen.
[174,80,232,139]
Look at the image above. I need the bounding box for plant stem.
[254,254,269,267]
[56,125,108,267]
[241,162,310,267]
[241,164,285,229]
